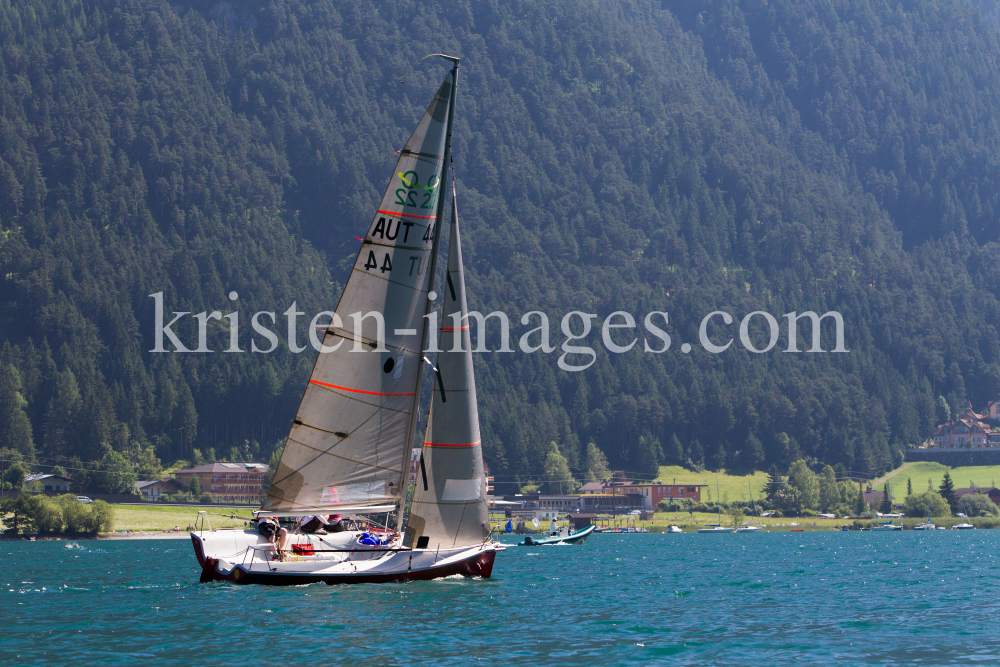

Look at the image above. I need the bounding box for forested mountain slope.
[2,0,1000,490]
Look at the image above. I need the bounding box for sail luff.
[264,72,456,515]
[396,61,460,531]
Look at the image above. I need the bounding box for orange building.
[632,483,707,509]
[173,462,269,504]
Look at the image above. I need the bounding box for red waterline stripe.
[424,440,481,448]
[440,326,470,331]
[310,379,414,397]
[376,209,437,220]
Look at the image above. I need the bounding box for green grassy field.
[110,505,252,532]
[655,466,769,502]
[877,461,1000,502]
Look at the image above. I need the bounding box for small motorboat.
[697,525,733,533]
[735,525,762,533]
[667,525,683,533]
[519,525,595,546]
[871,521,903,531]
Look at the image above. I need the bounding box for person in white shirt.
[550,518,558,536]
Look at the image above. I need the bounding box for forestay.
[407,186,490,549]
[265,74,454,514]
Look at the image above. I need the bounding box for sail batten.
[264,74,456,515]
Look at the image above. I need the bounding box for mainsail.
[406,186,490,549]
[265,73,455,514]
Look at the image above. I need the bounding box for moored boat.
[871,521,903,531]
[697,525,733,533]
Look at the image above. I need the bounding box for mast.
[396,55,460,532]
[264,66,458,518]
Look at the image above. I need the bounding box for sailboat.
[735,482,762,533]
[190,55,504,585]
[698,477,732,533]
[913,494,936,530]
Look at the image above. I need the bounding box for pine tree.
[880,483,893,514]
[855,481,866,515]
[709,440,727,471]
[0,364,35,460]
[763,464,785,500]
[666,435,684,466]
[740,433,765,471]
[939,471,957,513]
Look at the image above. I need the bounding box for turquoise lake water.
[2,531,999,665]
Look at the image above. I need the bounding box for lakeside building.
[927,401,1000,448]
[172,462,269,503]
[23,474,72,493]
[632,482,707,509]
[955,487,1000,506]
[136,479,187,500]
[502,480,708,514]
[864,489,905,511]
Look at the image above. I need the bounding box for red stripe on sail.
[376,209,437,220]
[424,440,481,448]
[440,326,469,331]
[309,379,414,397]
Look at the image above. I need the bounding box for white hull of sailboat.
[191,529,500,585]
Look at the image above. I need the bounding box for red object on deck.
[291,543,315,556]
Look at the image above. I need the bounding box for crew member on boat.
[257,516,289,559]
[325,514,346,533]
[296,515,329,535]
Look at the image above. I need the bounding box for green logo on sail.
[394,170,439,210]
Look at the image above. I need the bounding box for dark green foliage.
[880,483,893,514]
[2,0,1000,491]
[87,500,115,533]
[2,459,28,490]
[957,492,1000,518]
[0,365,34,460]
[0,492,111,534]
[939,471,957,512]
[903,491,951,519]
[763,464,785,500]
[58,494,91,532]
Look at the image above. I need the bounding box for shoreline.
[2,531,194,541]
